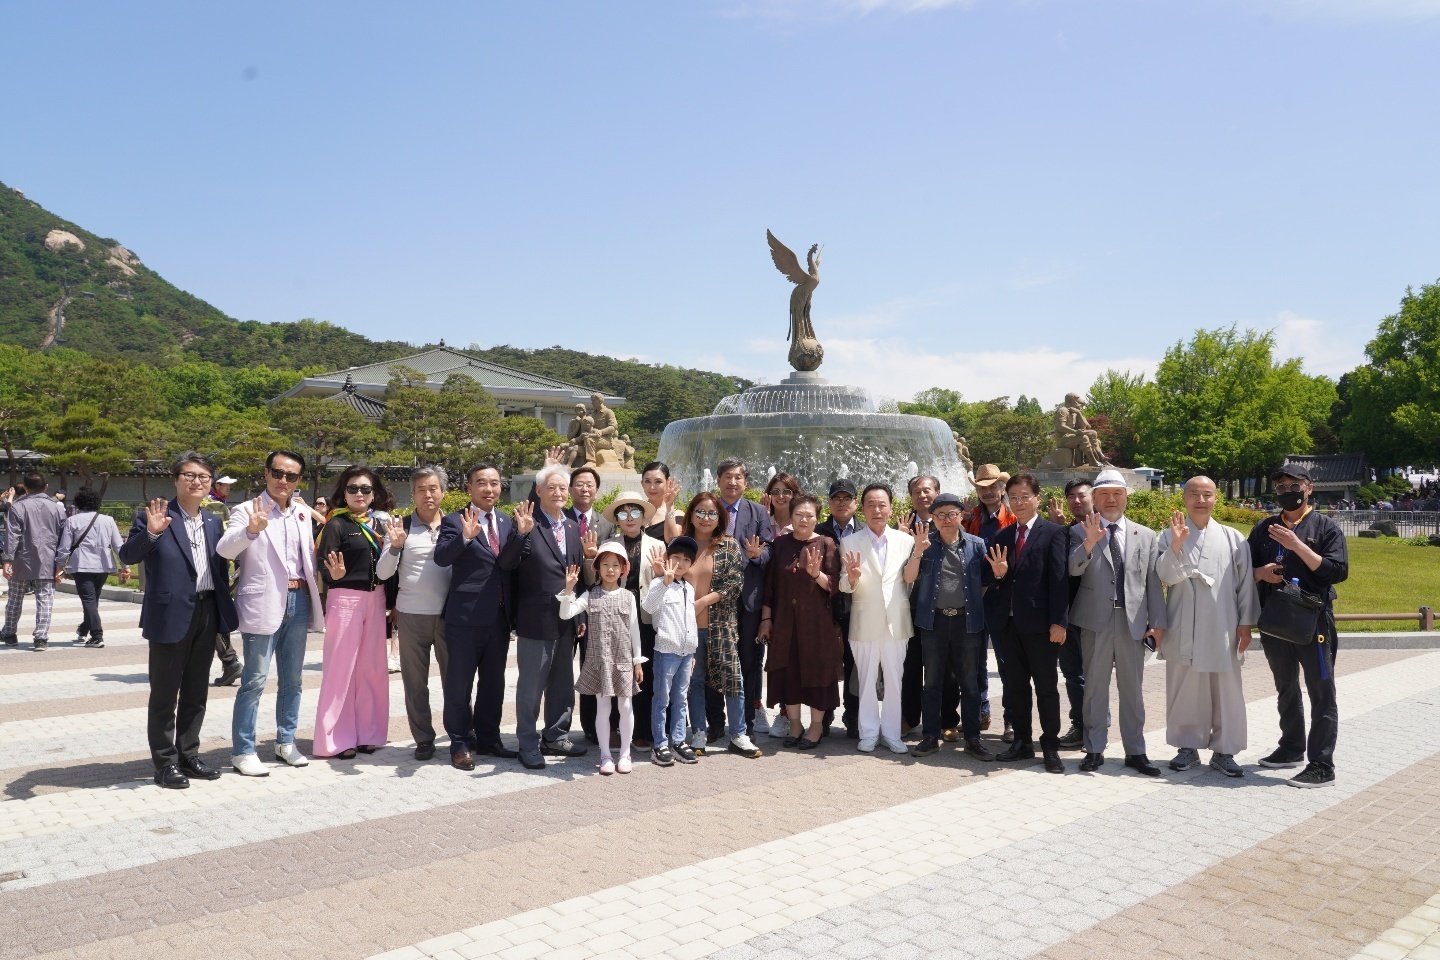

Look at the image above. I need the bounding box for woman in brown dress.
[759,495,843,748]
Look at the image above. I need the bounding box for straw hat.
[972,463,1010,488]
[602,491,657,524]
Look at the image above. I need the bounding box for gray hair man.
[1157,477,1260,777]
[377,466,454,761]
[1068,470,1168,776]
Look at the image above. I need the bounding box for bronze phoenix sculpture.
[767,229,824,372]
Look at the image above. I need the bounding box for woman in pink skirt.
[314,466,393,758]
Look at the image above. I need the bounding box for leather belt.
[288,579,307,591]
[195,590,215,600]
[937,607,964,617]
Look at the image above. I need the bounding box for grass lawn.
[1232,524,1440,632]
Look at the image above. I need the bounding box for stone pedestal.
[508,466,642,504]
[1028,465,1150,492]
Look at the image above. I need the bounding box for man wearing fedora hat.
[583,491,663,749]
[965,464,1016,739]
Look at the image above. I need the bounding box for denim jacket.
[912,531,987,634]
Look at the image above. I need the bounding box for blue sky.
[4,1,1438,406]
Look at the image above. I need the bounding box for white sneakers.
[857,735,908,754]
[858,737,878,753]
[753,706,771,734]
[880,735,909,755]
[729,733,762,758]
[275,743,310,767]
[769,714,791,739]
[231,753,270,777]
[387,655,401,674]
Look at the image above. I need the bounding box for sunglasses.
[692,509,719,520]
[768,489,793,499]
[345,484,374,496]
[269,468,301,483]
[615,506,646,521]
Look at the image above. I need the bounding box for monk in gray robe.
[1155,477,1260,777]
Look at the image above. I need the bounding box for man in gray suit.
[1068,470,1167,775]
[1,472,68,651]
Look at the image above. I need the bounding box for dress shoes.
[964,738,996,761]
[213,661,242,687]
[1125,754,1161,777]
[996,741,1035,762]
[180,757,222,780]
[1001,722,1015,743]
[1042,749,1066,774]
[413,741,435,761]
[230,753,270,777]
[979,714,991,731]
[450,747,476,771]
[1079,752,1105,772]
[275,743,310,767]
[475,740,519,759]
[541,737,587,757]
[1057,724,1084,749]
[155,764,190,789]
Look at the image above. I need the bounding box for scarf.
[321,507,382,555]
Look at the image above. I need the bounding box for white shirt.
[557,587,644,663]
[377,514,452,615]
[543,511,568,553]
[248,493,307,581]
[867,526,889,570]
[642,577,698,656]
[174,508,213,592]
[1101,515,1127,558]
[472,507,501,550]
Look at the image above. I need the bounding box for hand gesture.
[460,506,482,541]
[1046,496,1066,525]
[385,515,407,549]
[986,544,1009,578]
[144,498,171,535]
[648,545,666,577]
[323,550,346,581]
[911,517,930,548]
[1167,510,1189,556]
[542,445,566,467]
[512,500,535,536]
[663,477,680,509]
[245,498,269,535]
[564,564,580,592]
[1081,512,1106,550]
[760,493,773,512]
[843,549,863,586]
[744,534,764,560]
[1268,523,1302,552]
[803,544,822,578]
[582,529,598,560]
[662,557,680,584]
[1255,562,1284,585]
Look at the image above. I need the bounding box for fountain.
[656,232,973,498]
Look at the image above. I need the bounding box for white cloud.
[1268,310,1369,378]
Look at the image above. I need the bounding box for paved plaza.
[2,590,1439,960]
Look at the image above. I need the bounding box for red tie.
[486,513,499,554]
[1013,523,1027,564]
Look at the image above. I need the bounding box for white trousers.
[1165,659,1247,755]
[851,638,907,742]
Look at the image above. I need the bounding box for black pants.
[996,617,1062,750]
[147,596,218,770]
[72,572,108,639]
[902,634,924,728]
[215,632,238,666]
[920,617,984,740]
[444,621,510,752]
[1261,626,1339,769]
[1058,623,1085,727]
[824,616,858,731]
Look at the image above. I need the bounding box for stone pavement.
[2,590,1439,960]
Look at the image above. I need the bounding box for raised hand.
[744,534,764,560]
[648,545,666,577]
[1046,496,1066,525]
[1081,512,1105,551]
[1168,509,1189,556]
[512,500,535,536]
[323,550,346,581]
[542,445,566,467]
[145,498,171,535]
[663,477,681,509]
[911,517,930,547]
[564,563,581,592]
[843,549,863,586]
[662,557,680,584]
[1268,523,1302,552]
[986,544,1009,578]
[803,544,822,578]
[246,498,269,536]
[582,529,599,560]
[386,515,407,549]
[460,506,482,541]
[760,493,773,512]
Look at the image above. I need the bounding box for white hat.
[1092,469,1128,489]
[216,476,237,485]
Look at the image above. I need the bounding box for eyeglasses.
[1009,493,1038,503]
[178,472,212,485]
[615,507,646,521]
[932,510,963,521]
[269,468,301,483]
[693,509,719,520]
[345,484,374,496]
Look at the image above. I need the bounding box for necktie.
[579,513,589,538]
[1108,522,1126,609]
[1013,523,1027,564]
[486,512,499,554]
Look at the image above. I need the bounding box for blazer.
[119,500,238,644]
[838,526,916,643]
[723,497,774,614]
[433,506,521,629]
[565,506,616,545]
[815,516,860,625]
[501,508,584,641]
[912,530,988,635]
[982,517,1070,635]
[1067,517,1168,641]
[217,493,325,635]
[2,492,67,580]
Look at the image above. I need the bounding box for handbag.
[1257,581,1325,645]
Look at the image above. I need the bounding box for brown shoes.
[941,727,960,742]
[451,747,476,771]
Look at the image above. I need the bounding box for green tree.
[227,365,305,409]
[1342,279,1440,468]
[483,416,565,478]
[426,375,504,481]
[1084,369,1147,466]
[36,403,131,494]
[123,417,175,500]
[271,397,378,498]
[379,364,441,464]
[155,361,235,413]
[0,346,58,483]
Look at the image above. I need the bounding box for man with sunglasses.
[1249,464,1349,789]
[218,451,325,776]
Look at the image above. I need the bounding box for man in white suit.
[1068,470,1168,776]
[840,483,925,754]
[217,451,326,777]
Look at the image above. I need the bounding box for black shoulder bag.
[1257,580,1325,646]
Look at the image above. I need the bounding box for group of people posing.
[0,448,1348,793]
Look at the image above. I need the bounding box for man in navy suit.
[982,472,1071,774]
[434,463,522,770]
[502,463,588,769]
[714,457,775,737]
[120,452,238,790]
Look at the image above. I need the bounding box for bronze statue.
[767,229,824,372]
[952,432,973,477]
[564,404,597,467]
[1039,393,1111,469]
